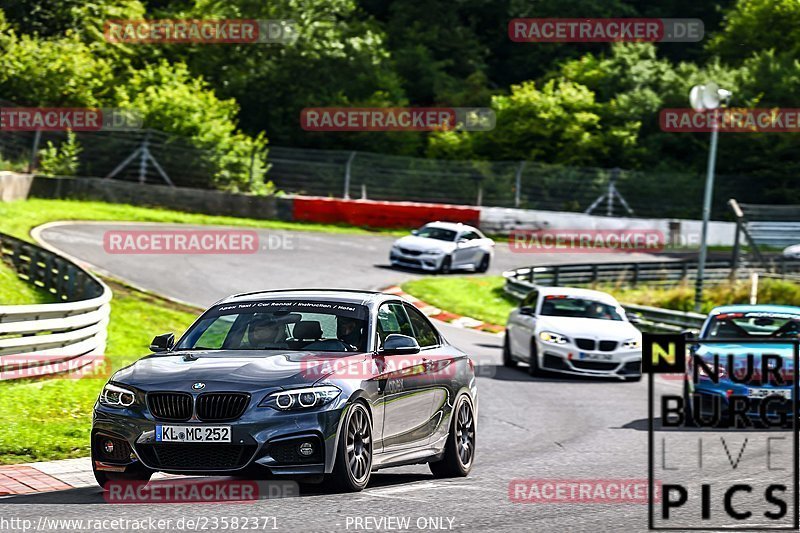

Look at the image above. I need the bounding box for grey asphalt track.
[0,223,784,533]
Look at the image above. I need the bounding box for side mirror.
[519,306,535,316]
[457,238,468,245]
[411,229,419,235]
[379,334,420,355]
[150,333,175,353]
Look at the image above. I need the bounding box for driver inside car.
[247,315,289,349]
[337,316,363,350]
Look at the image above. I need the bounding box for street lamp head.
[689,83,732,111]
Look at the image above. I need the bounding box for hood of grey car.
[111,350,371,391]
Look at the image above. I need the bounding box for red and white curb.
[383,286,505,334]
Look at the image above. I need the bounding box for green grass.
[402,276,514,326]
[0,260,58,305]
[0,198,406,241]
[401,276,800,329]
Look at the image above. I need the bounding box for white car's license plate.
[156,425,231,443]
[578,352,613,361]
[747,388,791,400]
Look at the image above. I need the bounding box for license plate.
[156,425,231,443]
[579,352,612,361]
[747,388,791,400]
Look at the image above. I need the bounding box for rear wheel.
[502,333,517,368]
[528,340,541,376]
[476,254,490,273]
[329,402,373,492]
[429,395,475,478]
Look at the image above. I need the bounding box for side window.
[461,231,480,241]
[522,290,539,310]
[376,303,414,346]
[404,304,440,348]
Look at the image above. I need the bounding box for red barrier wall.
[292,197,481,229]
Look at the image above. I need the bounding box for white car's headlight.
[260,385,341,411]
[99,383,137,408]
[623,339,642,350]
[539,331,568,344]
[422,249,444,255]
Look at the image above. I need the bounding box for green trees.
[0,0,797,202]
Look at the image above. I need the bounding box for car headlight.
[623,339,642,349]
[260,385,341,411]
[539,331,568,344]
[99,383,137,408]
[422,249,444,255]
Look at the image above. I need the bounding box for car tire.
[93,465,153,489]
[476,254,490,273]
[439,256,452,274]
[329,401,373,492]
[429,395,475,478]
[502,333,517,368]
[528,340,541,376]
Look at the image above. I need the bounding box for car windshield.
[416,226,457,242]
[704,312,800,339]
[539,296,623,321]
[176,300,369,352]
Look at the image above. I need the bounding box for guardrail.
[0,232,111,380]
[504,258,800,290]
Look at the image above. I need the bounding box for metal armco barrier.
[0,232,110,380]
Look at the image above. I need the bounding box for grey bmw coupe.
[92,289,477,492]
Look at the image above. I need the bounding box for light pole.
[689,83,732,312]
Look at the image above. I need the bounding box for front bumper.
[536,341,642,379]
[92,399,348,477]
[389,251,444,271]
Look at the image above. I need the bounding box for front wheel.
[503,333,517,368]
[528,340,541,376]
[430,395,475,478]
[476,254,490,273]
[329,402,373,492]
[439,256,452,274]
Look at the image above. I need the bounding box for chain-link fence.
[0,101,759,219]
